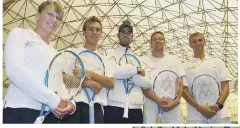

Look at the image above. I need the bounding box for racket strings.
[39,50,85,120]
[79,53,104,75]
[153,71,180,100]
[63,74,82,89]
[49,52,84,93]
[192,75,220,105]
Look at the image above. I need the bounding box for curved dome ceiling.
[3,0,238,123]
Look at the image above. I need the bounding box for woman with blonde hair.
[3,0,75,123]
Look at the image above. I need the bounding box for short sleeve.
[214,58,232,82]
[173,55,186,77]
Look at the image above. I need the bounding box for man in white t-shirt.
[183,32,231,124]
[141,31,186,124]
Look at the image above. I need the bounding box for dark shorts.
[3,107,61,124]
[62,102,104,123]
[104,105,143,124]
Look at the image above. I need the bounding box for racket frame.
[152,69,181,123]
[77,49,105,123]
[191,74,221,123]
[38,50,86,119]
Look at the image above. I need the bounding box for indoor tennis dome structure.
[3,0,238,123]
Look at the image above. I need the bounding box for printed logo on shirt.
[191,64,196,69]
[109,56,117,63]
[81,58,87,63]
[25,40,42,47]
[166,66,172,69]
[186,63,197,70]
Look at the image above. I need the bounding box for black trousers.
[3,107,61,124]
[104,105,143,124]
[62,102,104,123]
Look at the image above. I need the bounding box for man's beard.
[119,41,131,47]
[119,37,131,46]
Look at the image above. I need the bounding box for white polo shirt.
[141,54,186,123]
[4,28,70,111]
[106,45,151,109]
[66,47,113,106]
[184,55,231,121]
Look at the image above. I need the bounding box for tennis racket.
[34,49,86,124]
[119,53,141,118]
[153,69,181,123]
[191,74,220,123]
[78,50,105,124]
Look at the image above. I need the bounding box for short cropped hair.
[189,32,206,44]
[82,16,102,32]
[150,31,166,44]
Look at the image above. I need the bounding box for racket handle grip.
[34,116,45,124]
[156,109,163,124]
[123,96,129,118]
[89,102,95,124]
[156,116,161,124]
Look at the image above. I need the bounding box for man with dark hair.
[141,31,186,123]
[104,20,151,123]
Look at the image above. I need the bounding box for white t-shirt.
[4,28,70,111]
[106,45,151,109]
[65,47,113,106]
[141,54,186,123]
[184,55,231,121]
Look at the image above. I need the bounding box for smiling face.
[83,21,102,45]
[36,3,62,35]
[151,32,165,52]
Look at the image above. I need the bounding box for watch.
[137,67,141,74]
[216,102,224,110]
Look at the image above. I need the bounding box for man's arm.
[83,79,102,94]
[142,88,169,106]
[210,58,231,112]
[174,77,184,103]
[182,86,201,110]
[113,64,138,79]
[218,81,230,104]
[182,86,216,118]
[70,66,114,89]
[131,73,151,89]
[210,80,229,112]
[86,70,114,89]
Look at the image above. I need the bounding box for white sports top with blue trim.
[106,44,151,109]
[4,28,71,111]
